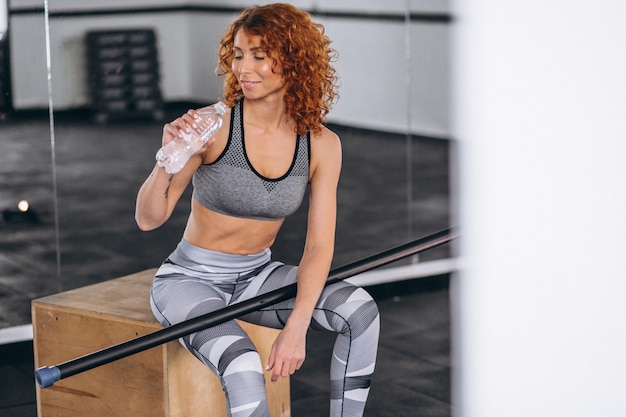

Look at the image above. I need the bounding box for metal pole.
[36,227,456,388]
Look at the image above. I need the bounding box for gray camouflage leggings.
[150,239,380,417]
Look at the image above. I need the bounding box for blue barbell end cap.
[35,366,61,388]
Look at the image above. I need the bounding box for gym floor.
[0,106,452,416]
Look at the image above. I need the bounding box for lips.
[240,80,259,88]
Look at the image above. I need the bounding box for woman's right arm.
[135,112,208,231]
[135,159,199,231]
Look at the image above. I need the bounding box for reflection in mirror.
[43,0,62,282]
[41,1,450,287]
[3,0,451,325]
[2,1,452,413]
[10,0,450,396]
[0,0,60,332]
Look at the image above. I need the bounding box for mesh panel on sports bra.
[192,100,310,221]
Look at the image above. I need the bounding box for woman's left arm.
[266,127,342,382]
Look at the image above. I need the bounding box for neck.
[243,97,292,133]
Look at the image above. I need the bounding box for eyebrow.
[233,46,264,52]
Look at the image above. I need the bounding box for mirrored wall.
[1,0,452,330]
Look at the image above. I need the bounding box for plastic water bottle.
[156,101,227,174]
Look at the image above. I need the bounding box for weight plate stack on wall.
[86,29,164,123]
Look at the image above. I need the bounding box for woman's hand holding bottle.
[156,102,227,174]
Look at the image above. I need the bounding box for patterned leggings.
[150,239,380,417]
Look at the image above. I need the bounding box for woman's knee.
[320,284,379,335]
[184,323,262,374]
[348,288,379,337]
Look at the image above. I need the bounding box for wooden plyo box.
[32,269,290,417]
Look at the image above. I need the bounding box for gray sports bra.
[192,99,310,221]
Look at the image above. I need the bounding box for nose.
[236,56,253,75]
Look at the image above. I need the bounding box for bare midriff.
[182,198,285,255]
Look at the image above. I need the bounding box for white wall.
[9,0,450,137]
[322,16,450,137]
[453,0,626,416]
[0,0,7,38]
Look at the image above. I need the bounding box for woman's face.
[232,30,286,101]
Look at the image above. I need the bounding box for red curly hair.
[216,3,339,136]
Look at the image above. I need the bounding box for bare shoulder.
[310,125,342,160]
[310,125,342,179]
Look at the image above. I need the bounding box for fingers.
[162,123,183,140]
[270,359,304,383]
[267,345,305,383]
[271,363,286,383]
[265,329,307,383]
[163,110,200,140]
[266,346,276,373]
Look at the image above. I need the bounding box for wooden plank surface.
[33,269,159,324]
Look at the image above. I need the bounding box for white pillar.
[452,1,626,417]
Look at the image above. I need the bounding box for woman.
[135,4,379,417]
